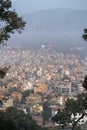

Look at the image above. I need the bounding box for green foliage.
[0,66,10,79]
[52,95,87,130]
[77,93,87,110]
[52,99,78,128]
[52,108,70,128]
[0,0,26,44]
[82,29,87,41]
[81,122,87,130]
[52,75,87,130]
[65,98,79,114]
[0,107,40,130]
[82,75,87,91]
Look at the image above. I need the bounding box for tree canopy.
[0,0,26,44]
[52,76,87,130]
[82,75,87,91]
[82,29,87,41]
[0,107,41,130]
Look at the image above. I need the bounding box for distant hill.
[8,8,87,54]
[25,8,87,31]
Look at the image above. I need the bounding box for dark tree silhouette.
[82,29,87,41]
[0,107,41,130]
[82,75,87,91]
[0,66,10,79]
[42,101,52,126]
[0,0,26,44]
[52,84,87,130]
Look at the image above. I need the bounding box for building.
[34,83,48,94]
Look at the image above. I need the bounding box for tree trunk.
[72,125,75,130]
[42,115,45,126]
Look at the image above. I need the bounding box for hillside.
[8,8,87,54]
[25,8,87,31]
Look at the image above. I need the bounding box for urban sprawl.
[0,45,87,125]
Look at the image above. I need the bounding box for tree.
[52,98,78,130]
[0,0,26,44]
[81,121,87,130]
[0,0,26,79]
[52,94,87,130]
[52,74,87,130]
[42,101,52,126]
[0,66,10,79]
[52,28,87,129]
[0,107,40,130]
[82,29,87,41]
[82,75,87,91]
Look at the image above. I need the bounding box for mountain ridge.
[8,8,87,54]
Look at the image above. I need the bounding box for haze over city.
[7,0,87,55]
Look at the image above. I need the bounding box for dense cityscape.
[0,45,87,126]
[1,0,87,130]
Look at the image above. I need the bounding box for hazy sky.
[12,0,87,14]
